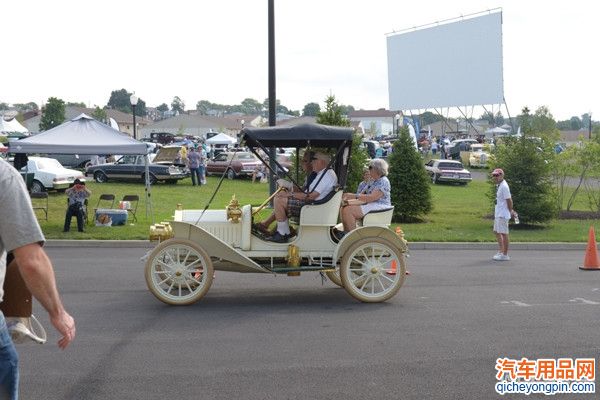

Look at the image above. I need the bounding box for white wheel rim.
[149,244,209,302]
[344,242,402,299]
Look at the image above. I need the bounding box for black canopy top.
[241,123,353,149]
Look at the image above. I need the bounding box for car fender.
[167,220,270,273]
[332,226,408,264]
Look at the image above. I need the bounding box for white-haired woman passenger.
[340,158,391,234]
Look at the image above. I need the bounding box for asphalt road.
[17,245,599,400]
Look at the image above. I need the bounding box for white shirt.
[495,180,512,219]
[309,168,338,201]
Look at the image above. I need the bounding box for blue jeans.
[0,313,19,399]
[190,167,202,186]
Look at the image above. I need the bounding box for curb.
[44,240,587,251]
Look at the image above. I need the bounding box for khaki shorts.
[493,217,509,234]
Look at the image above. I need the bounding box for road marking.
[569,297,600,305]
[501,298,600,307]
[501,300,531,307]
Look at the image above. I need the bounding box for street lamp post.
[395,113,401,135]
[130,94,139,140]
[239,119,245,144]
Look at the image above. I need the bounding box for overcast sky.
[4,0,597,120]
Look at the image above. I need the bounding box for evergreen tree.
[387,126,432,222]
[39,97,66,131]
[316,95,368,191]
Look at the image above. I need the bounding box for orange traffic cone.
[580,226,600,270]
[387,260,397,275]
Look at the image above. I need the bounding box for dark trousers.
[190,167,202,186]
[64,203,85,232]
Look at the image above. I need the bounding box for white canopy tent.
[0,117,28,133]
[205,132,236,145]
[10,114,154,221]
[485,126,510,136]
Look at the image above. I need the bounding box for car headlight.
[168,166,182,174]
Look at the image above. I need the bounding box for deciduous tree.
[316,95,368,191]
[171,96,185,113]
[39,97,66,131]
[303,102,320,116]
[107,89,147,116]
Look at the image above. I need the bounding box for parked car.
[468,143,494,168]
[148,132,176,145]
[43,153,96,169]
[21,156,87,193]
[85,154,188,184]
[206,151,262,179]
[152,145,187,167]
[447,138,479,160]
[424,159,472,185]
[362,140,381,159]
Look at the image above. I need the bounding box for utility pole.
[268,0,277,198]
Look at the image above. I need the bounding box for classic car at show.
[144,124,408,305]
[424,159,472,185]
[21,156,87,193]
[85,151,188,184]
[205,151,262,179]
[468,143,494,168]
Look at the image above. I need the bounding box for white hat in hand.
[276,179,293,190]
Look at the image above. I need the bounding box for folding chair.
[30,192,49,221]
[121,195,139,223]
[95,194,116,212]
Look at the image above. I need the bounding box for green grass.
[400,180,595,242]
[33,176,598,242]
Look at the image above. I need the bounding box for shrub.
[489,136,557,224]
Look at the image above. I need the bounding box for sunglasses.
[492,174,500,177]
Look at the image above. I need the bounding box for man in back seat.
[265,152,337,243]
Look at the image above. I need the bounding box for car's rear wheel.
[145,239,214,305]
[226,169,236,180]
[94,171,108,183]
[340,237,406,303]
[30,180,45,193]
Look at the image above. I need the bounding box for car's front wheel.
[145,239,214,305]
[226,169,236,180]
[94,171,108,183]
[340,237,406,303]
[30,180,45,193]
[142,173,158,185]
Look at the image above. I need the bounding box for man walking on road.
[492,168,517,261]
[0,159,76,399]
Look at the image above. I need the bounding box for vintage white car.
[21,156,86,193]
[468,143,494,168]
[144,124,408,305]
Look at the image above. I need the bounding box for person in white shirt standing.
[492,168,517,261]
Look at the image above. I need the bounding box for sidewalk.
[45,240,587,250]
